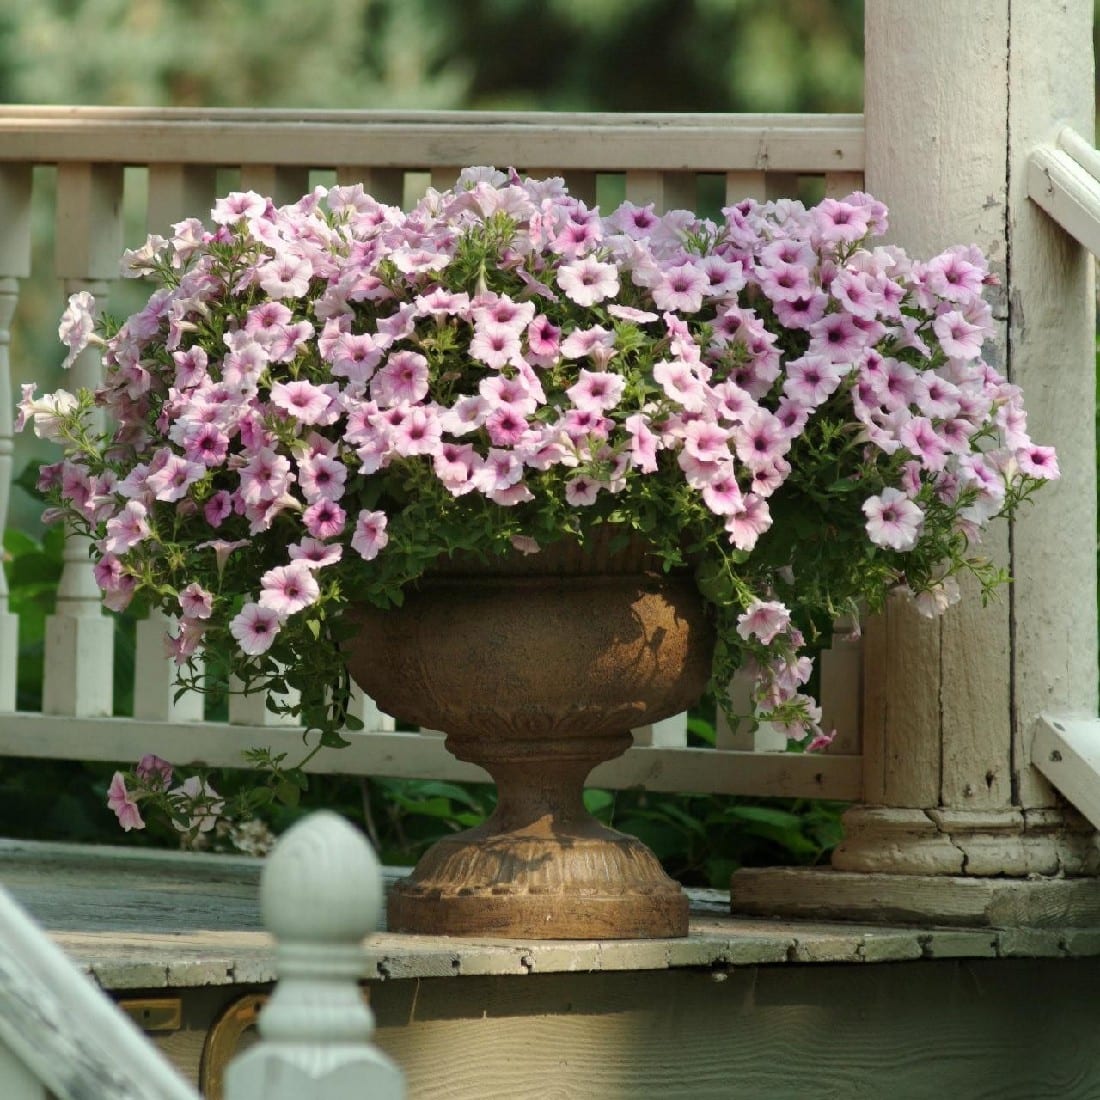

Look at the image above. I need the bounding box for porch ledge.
[4,838,1098,992]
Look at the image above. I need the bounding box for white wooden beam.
[0,109,863,174]
[1032,716,1100,831]
[0,886,198,1100]
[0,713,862,800]
[1028,134,1100,258]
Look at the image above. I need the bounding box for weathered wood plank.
[0,714,861,799]
[0,886,198,1099]
[369,962,1100,1100]
[1032,716,1100,830]
[731,865,1100,928]
[1009,2,1097,809]
[0,110,864,173]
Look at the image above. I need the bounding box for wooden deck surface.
[3,836,1097,991]
[8,837,1100,1099]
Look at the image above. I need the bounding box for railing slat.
[820,618,862,754]
[43,164,124,718]
[0,165,29,713]
[345,680,396,734]
[624,170,697,213]
[146,164,218,234]
[132,613,205,723]
[228,674,300,728]
[715,671,787,752]
[0,885,200,1099]
[824,170,865,199]
[0,275,19,713]
[0,110,865,174]
[765,171,802,202]
[430,166,462,194]
[724,170,767,204]
[335,166,405,207]
[632,713,688,748]
[238,165,310,207]
[1,713,863,800]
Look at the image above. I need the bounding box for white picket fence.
[0,812,404,1100]
[0,107,865,804]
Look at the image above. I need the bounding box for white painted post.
[42,163,123,718]
[0,164,30,713]
[732,0,1100,924]
[832,0,1099,877]
[225,811,404,1100]
[132,612,205,722]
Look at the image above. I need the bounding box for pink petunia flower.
[651,261,708,313]
[107,772,145,832]
[933,310,986,360]
[559,325,616,366]
[256,254,313,300]
[58,291,98,369]
[136,754,174,791]
[103,500,152,555]
[736,599,793,645]
[470,322,523,370]
[297,452,347,502]
[169,776,224,834]
[557,256,620,306]
[1017,444,1060,480]
[204,490,234,528]
[724,494,773,551]
[862,488,924,551]
[351,509,389,561]
[258,561,321,619]
[289,537,344,570]
[566,369,626,414]
[652,359,707,412]
[229,601,282,655]
[270,379,337,425]
[179,582,215,620]
[371,350,430,407]
[303,498,347,540]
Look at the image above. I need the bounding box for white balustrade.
[226,811,404,1100]
[41,162,123,718]
[0,811,403,1099]
[0,883,199,1100]
[133,612,205,722]
[0,164,31,712]
[0,109,866,804]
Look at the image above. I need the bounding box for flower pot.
[344,536,714,939]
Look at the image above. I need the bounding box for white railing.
[0,107,864,802]
[1026,126,1100,832]
[0,812,403,1100]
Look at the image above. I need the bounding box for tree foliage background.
[0,0,864,112]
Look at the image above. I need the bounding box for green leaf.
[583,788,615,814]
[318,728,352,750]
[725,805,805,829]
[274,780,301,808]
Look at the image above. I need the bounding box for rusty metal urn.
[344,537,714,939]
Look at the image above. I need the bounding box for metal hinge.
[118,996,182,1032]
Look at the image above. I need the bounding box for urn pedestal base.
[387,820,689,939]
[346,544,713,941]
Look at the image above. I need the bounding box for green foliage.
[2,525,841,875]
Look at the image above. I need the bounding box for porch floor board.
[3,836,1095,991]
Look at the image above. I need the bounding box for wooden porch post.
[733,0,1100,925]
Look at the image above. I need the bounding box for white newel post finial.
[225,811,404,1100]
